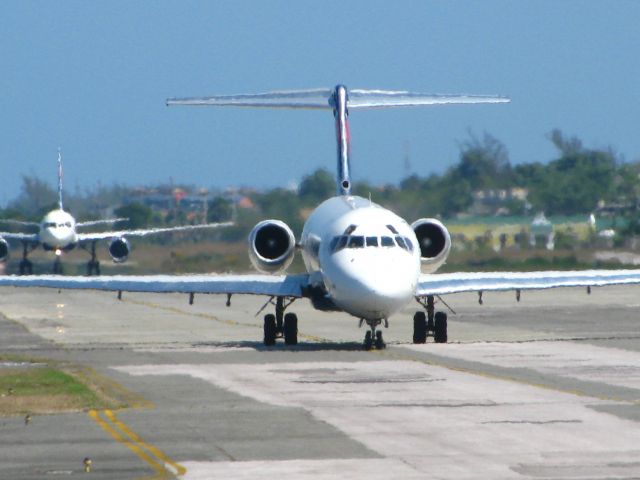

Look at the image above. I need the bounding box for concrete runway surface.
[0,284,639,479]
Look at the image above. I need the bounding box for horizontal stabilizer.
[167,87,510,110]
[76,218,129,228]
[167,89,334,109]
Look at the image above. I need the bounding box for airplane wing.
[76,221,234,241]
[0,232,39,242]
[0,219,39,228]
[416,269,640,296]
[0,273,309,297]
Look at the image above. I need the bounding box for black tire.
[283,312,298,345]
[19,260,33,275]
[363,331,373,351]
[375,330,386,350]
[434,311,448,343]
[53,260,63,275]
[87,260,101,276]
[413,311,427,344]
[264,313,277,346]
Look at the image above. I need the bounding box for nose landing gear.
[361,318,387,350]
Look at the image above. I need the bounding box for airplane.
[2,85,640,350]
[0,151,233,275]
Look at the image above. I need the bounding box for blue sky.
[2,1,640,205]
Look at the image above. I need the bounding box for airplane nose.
[329,254,417,318]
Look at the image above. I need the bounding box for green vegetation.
[2,129,640,273]
[0,363,113,415]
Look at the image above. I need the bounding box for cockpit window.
[380,236,395,247]
[334,235,348,252]
[366,236,378,247]
[348,236,365,248]
[44,222,56,228]
[404,237,414,252]
[330,234,413,254]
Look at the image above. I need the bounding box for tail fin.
[167,86,510,196]
[57,149,64,210]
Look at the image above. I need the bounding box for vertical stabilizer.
[331,85,352,196]
[57,150,64,210]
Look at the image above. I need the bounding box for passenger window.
[348,236,364,248]
[395,236,407,250]
[381,236,394,247]
[366,236,378,247]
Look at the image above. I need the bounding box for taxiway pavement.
[0,284,639,479]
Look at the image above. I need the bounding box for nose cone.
[326,250,418,319]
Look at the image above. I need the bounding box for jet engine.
[108,237,130,263]
[0,238,8,262]
[248,219,296,273]
[411,218,451,273]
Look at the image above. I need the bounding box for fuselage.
[39,209,78,251]
[300,196,421,320]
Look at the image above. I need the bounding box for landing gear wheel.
[413,311,427,344]
[87,260,101,276]
[52,259,63,275]
[434,312,448,343]
[283,313,298,345]
[263,313,276,346]
[375,330,386,350]
[19,259,33,275]
[363,331,373,351]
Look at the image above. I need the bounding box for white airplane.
[2,85,640,350]
[0,152,232,275]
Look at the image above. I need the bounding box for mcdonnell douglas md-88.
[2,85,640,349]
[0,152,232,275]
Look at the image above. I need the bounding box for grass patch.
[0,357,131,416]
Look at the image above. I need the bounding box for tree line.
[3,129,640,240]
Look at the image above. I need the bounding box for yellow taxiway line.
[88,409,186,478]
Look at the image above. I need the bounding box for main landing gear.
[18,242,34,275]
[81,241,101,276]
[262,296,298,346]
[360,318,387,350]
[413,295,448,344]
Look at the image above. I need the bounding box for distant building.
[470,188,529,216]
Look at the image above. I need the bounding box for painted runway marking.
[89,409,186,477]
[116,360,640,479]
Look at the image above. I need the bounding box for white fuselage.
[300,196,421,320]
[39,209,78,251]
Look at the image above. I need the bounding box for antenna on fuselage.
[57,149,64,210]
[166,85,510,198]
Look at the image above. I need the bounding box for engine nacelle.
[0,237,8,262]
[248,219,296,273]
[109,237,130,263]
[411,218,451,273]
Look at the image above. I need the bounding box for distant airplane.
[0,152,232,275]
[2,86,640,350]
